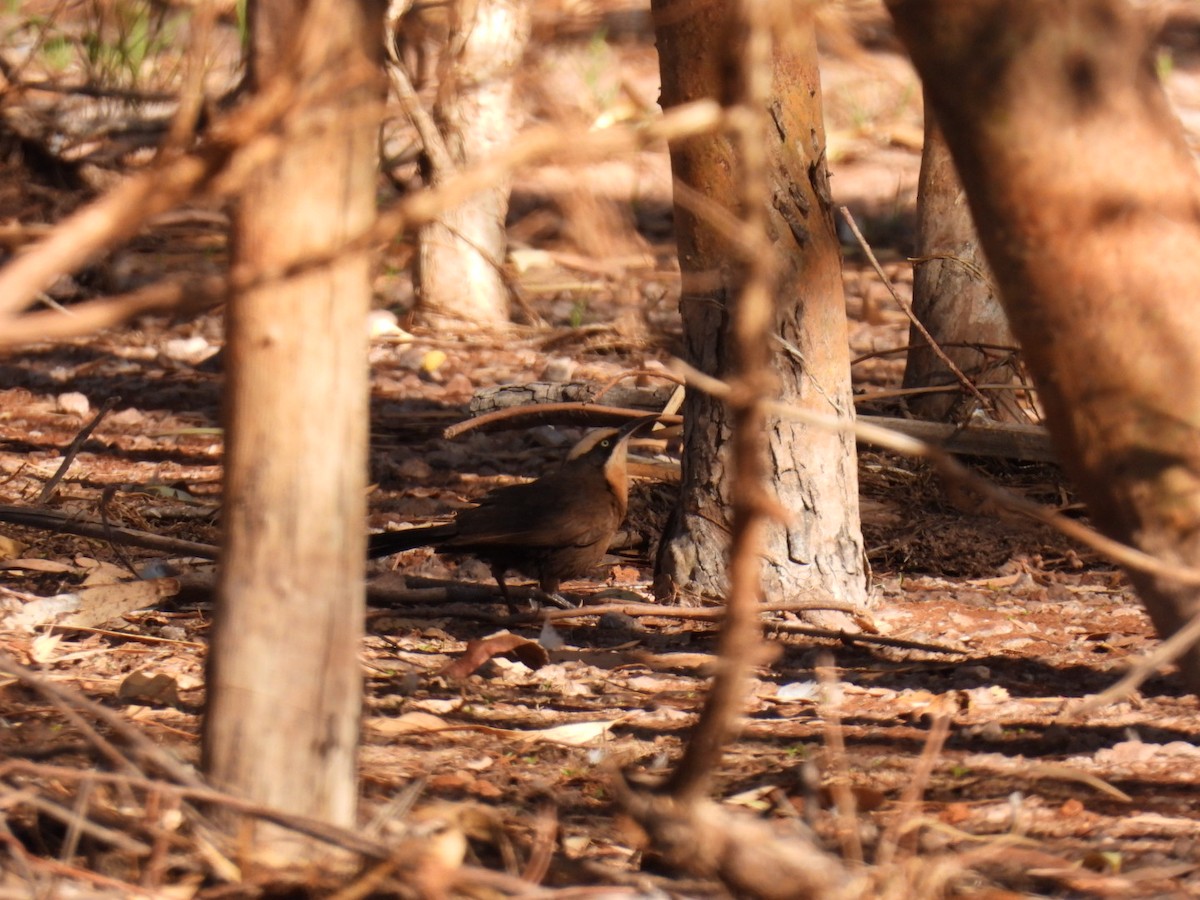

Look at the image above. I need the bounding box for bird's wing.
[447,474,616,550]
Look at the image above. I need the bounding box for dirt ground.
[1,3,1199,898]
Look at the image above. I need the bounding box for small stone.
[540,356,575,382]
[394,456,433,480]
[162,336,213,364]
[55,392,90,417]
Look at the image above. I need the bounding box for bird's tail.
[367,523,456,559]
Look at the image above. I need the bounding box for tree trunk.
[888,0,1200,691]
[203,0,382,845]
[902,104,1023,422]
[651,2,865,622]
[413,0,529,326]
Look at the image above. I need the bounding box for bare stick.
[0,276,226,350]
[851,340,1021,366]
[545,599,859,620]
[383,7,455,179]
[0,652,204,788]
[840,205,991,411]
[0,503,219,559]
[815,655,864,865]
[0,761,389,859]
[1069,608,1200,715]
[37,397,120,504]
[592,369,687,404]
[875,710,952,866]
[763,621,965,655]
[0,76,291,318]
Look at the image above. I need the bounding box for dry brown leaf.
[440,631,549,679]
[0,535,28,559]
[118,670,184,709]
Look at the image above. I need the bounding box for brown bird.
[368,415,658,606]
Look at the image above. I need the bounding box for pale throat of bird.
[603,446,630,513]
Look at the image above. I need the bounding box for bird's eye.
[601,439,611,448]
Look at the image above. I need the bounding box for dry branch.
[469,382,677,416]
[0,504,219,559]
[0,277,226,350]
[611,784,864,900]
[465,382,1056,461]
[444,401,681,439]
[840,205,991,412]
[36,397,120,504]
[0,652,203,788]
[661,0,781,810]
[0,72,302,319]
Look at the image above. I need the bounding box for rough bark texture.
[651,2,865,620]
[903,105,1022,422]
[415,0,529,326]
[889,0,1200,690]
[204,0,382,839]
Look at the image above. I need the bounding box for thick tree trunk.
[414,0,528,326]
[902,105,1023,422]
[888,0,1200,691]
[651,2,865,621]
[203,0,382,843]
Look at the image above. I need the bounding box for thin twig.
[383,12,455,179]
[666,0,777,805]
[874,710,952,867]
[99,486,143,577]
[0,652,204,789]
[858,383,1038,402]
[543,599,860,621]
[0,503,219,559]
[37,397,120,504]
[520,803,558,885]
[764,622,965,655]
[0,70,301,319]
[840,205,991,412]
[815,655,864,865]
[592,369,687,404]
[0,276,227,349]
[851,341,1021,366]
[1068,608,1200,715]
[0,761,390,859]
[15,790,151,857]
[909,252,996,288]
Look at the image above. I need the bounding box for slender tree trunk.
[889,0,1200,690]
[203,0,382,845]
[902,104,1023,422]
[652,1,865,622]
[414,0,529,326]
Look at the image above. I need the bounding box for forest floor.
[1,2,1200,898]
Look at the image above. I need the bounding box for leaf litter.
[1,4,1200,897]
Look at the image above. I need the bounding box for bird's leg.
[537,577,577,610]
[491,566,518,614]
